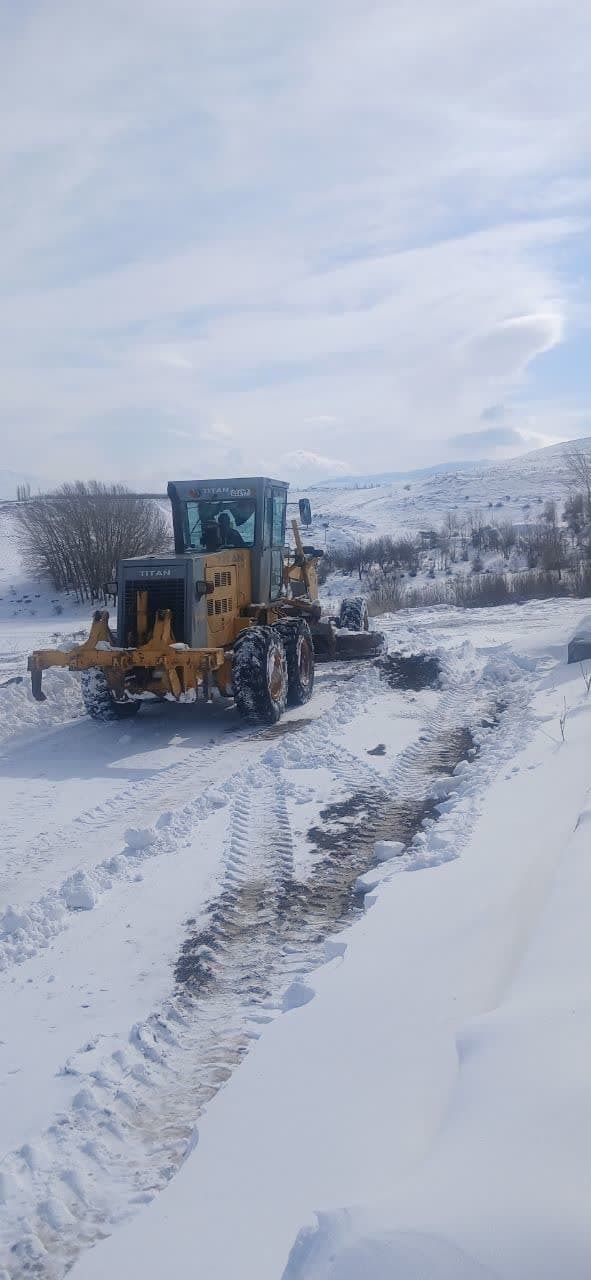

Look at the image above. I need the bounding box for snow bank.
[285,782,591,1280]
[0,666,83,747]
[284,691,591,1280]
[61,870,98,911]
[284,1217,496,1279]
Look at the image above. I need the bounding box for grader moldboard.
[28,478,385,725]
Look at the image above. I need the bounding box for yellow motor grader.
[28,477,384,724]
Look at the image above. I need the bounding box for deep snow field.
[1,460,591,1280]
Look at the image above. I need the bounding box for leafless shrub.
[14,481,171,602]
[367,579,405,615]
[580,664,591,696]
[498,521,517,559]
[559,698,568,742]
[571,561,591,596]
[323,534,420,582]
[367,568,582,615]
[543,499,557,525]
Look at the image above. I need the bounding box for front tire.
[274,619,315,705]
[81,669,141,722]
[338,596,369,632]
[232,626,288,724]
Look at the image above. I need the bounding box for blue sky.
[1,0,590,487]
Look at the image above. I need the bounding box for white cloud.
[280,451,352,483]
[465,313,564,379]
[0,1,590,482]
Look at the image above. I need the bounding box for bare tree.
[14,481,171,601]
[497,520,517,560]
[559,697,568,742]
[542,499,557,526]
[564,445,591,509]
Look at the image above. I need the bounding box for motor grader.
[28,477,384,724]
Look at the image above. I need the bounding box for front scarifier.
[27,476,385,726]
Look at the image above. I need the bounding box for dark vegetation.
[319,444,591,613]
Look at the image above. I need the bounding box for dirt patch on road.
[176,717,482,994]
[378,651,441,691]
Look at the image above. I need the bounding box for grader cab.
[28,477,384,724]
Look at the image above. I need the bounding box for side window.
[272,489,286,546]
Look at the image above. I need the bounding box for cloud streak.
[0,0,589,484]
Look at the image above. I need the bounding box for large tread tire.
[232,626,288,724]
[338,596,369,632]
[81,669,141,722]
[273,618,315,706]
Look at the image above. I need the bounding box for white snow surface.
[2,465,591,1279]
[64,601,591,1280]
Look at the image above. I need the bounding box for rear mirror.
[299,498,312,527]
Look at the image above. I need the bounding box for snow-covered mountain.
[302,438,591,548]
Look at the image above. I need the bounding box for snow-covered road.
[1,598,590,1279]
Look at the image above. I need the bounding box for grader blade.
[310,620,386,662]
[332,628,386,660]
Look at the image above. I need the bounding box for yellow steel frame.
[28,608,228,702]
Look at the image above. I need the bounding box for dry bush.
[368,568,584,615]
[366,579,405,615]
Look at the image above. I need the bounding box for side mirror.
[299,498,312,527]
[105,580,118,598]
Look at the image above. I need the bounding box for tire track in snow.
[1,721,247,898]
[0,660,383,967]
[0,645,537,1278]
[1,669,390,1274]
[0,765,302,1278]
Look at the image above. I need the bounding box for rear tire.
[338,597,369,632]
[81,669,141,722]
[232,626,288,723]
[274,619,315,705]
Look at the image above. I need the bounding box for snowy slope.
[302,437,590,548]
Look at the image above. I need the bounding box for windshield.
[185,498,257,551]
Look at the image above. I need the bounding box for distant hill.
[300,437,591,548]
[310,460,485,489]
[311,438,591,491]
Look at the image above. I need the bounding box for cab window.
[185,498,256,550]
